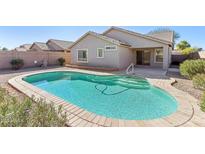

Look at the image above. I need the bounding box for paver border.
[8,68,195,127]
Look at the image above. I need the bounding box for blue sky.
[0,26,205,49]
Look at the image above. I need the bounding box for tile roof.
[33,42,50,50]
[14,47,27,52]
[20,44,32,50]
[14,44,32,51]
[48,39,73,50]
[69,31,131,49]
[103,26,173,45]
[147,31,174,43]
[89,31,130,46]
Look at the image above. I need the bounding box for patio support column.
[163,45,169,70]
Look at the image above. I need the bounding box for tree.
[2,47,8,51]
[0,46,9,51]
[147,27,180,44]
[176,40,191,50]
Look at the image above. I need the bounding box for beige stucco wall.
[149,48,163,68]
[118,46,135,68]
[70,34,122,68]
[0,51,70,70]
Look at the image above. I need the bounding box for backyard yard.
[0,63,205,127]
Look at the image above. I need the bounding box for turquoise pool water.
[23,71,178,120]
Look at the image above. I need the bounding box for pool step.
[116,81,150,89]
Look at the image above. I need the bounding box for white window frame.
[105,45,117,51]
[77,49,88,63]
[96,48,104,58]
[154,48,163,63]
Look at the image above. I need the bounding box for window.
[77,49,88,62]
[155,49,163,63]
[97,48,104,58]
[105,45,117,51]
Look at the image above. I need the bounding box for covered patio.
[131,45,171,70]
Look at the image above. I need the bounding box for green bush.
[181,47,197,55]
[193,74,205,90]
[0,87,67,127]
[10,59,24,70]
[180,60,205,79]
[200,92,205,112]
[58,58,65,66]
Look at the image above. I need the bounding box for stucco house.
[30,42,50,51]
[46,39,73,52]
[14,44,32,52]
[30,39,73,52]
[70,27,174,70]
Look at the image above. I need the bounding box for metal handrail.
[126,63,135,75]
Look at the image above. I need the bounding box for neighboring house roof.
[14,47,27,52]
[69,31,131,49]
[198,51,205,59]
[172,50,182,55]
[20,44,32,50]
[47,39,73,50]
[30,42,50,50]
[14,44,32,52]
[103,26,173,46]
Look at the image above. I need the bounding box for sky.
[0,26,205,50]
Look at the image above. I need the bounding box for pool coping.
[8,68,195,127]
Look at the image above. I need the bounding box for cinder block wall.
[0,51,71,70]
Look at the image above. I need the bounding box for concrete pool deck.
[3,67,205,127]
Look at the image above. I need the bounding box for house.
[69,27,174,70]
[30,42,50,51]
[30,39,73,52]
[47,39,73,52]
[14,44,32,52]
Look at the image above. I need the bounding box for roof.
[14,47,27,52]
[198,51,205,59]
[14,44,32,51]
[69,31,131,49]
[103,26,173,45]
[31,42,50,50]
[171,50,182,55]
[47,39,73,50]
[20,44,32,50]
[147,31,174,43]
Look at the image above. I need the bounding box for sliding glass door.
[136,50,150,65]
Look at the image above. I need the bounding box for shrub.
[200,92,205,112]
[179,60,205,79]
[10,59,24,70]
[58,58,65,66]
[193,74,205,90]
[0,87,67,127]
[181,47,197,55]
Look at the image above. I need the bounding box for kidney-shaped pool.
[23,71,178,120]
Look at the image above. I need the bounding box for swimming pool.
[23,71,178,120]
